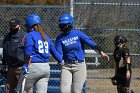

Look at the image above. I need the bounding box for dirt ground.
[86,68,140,93]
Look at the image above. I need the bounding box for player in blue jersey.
[22,13,63,93]
[55,13,110,93]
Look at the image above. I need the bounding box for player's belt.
[65,59,85,64]
[32,61,49,63]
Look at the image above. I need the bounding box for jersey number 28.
[38,40,49,53]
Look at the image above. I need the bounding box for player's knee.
[117,85,124,93]
[73,90,82,93]
[60,90,71,93]
[125,87,131,93]
[117,85,131,93]
[60,88,71,93]
[72,87,83,93]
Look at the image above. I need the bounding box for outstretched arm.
[79,31,109,61]
[50,40,63,63]
[92,45,109,61]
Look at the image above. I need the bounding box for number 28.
[38,40,49,53]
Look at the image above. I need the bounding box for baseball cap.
[9,19,21,26]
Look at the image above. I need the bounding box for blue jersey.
[24,30,62,63]
[55,30,97,61]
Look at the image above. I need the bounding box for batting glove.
[22,64,29,75]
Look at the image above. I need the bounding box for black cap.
[9,19,21,26]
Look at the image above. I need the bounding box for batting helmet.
[114,35,127,47]
[59,13,74,27]
[25,14,41,28]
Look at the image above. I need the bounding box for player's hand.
[57,62,62,67]
[100,51,109,61]
[126,70,130,80]
[0,65,7,77]
[57,60,65,67]
[22,64,29,75]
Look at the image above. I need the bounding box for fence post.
[70,0,74,17]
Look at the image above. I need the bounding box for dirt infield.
[86,68,140,93]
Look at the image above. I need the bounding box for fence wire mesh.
[0,0,140,93]
[74,0,140,93]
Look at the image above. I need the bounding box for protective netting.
[0,0,140,93]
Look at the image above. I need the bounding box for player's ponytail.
[33,24,47,42]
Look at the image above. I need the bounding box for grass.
[86,68,140,93]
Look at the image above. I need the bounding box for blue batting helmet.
[59,13,74,27]
[25,14,41,28]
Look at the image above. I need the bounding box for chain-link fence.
[74,0,140,93]
[0,0,140,93]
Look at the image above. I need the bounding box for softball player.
[112,35,132,93]
[55,13,109,93]
[22,13,63,93]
